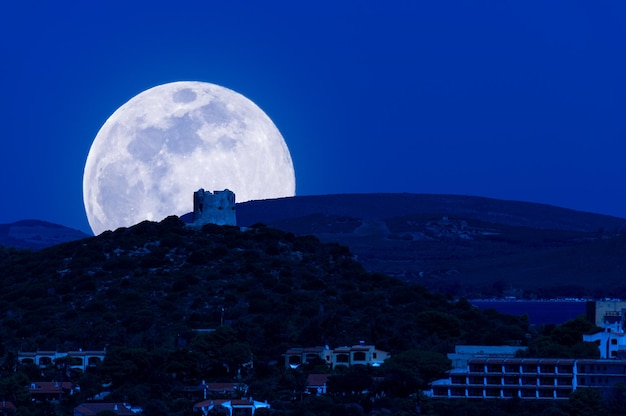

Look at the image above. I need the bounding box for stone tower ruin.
[191,188,236,227]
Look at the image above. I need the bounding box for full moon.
[83,81,295,235]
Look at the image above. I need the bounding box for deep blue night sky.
[1,1,625,234]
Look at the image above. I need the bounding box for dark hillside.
[0,219,90,249]
[0,217,599,416]
[0,217,527,360]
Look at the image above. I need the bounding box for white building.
[284,344,390,369]
[18,349,106,372]
[584,330,626,359]
[583,300,626,359]
[193,398,269,415]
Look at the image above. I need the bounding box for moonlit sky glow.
[1,1,626,234]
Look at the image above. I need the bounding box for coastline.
[469,299,590,325]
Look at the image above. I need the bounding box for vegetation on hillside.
[0,217,604,415]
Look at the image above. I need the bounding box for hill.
[235,194,626,298]
[0,217,526,356]
[0,219,90,250]
[237,193,626,232]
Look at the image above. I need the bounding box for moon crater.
[173,88,197,103]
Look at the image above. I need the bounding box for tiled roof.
[193,399,228,409]
[30,381,73,394]
[307,374,329,387]
[205,382,241,392]
[74,403,135,415]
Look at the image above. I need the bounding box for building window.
[353,352,366,361]
[451,375,466,384]
[468,388,483,397]
[469,364,484,373]
[559,365,573,374]
[612,339,618,345]
[451,388,465,397]
[539,389,553,398]
[486,388,500,397]
[556,377,571,386]
[39,357,52,366]
[469,376,484,385]
[487,365,501,373]
[336,354,349,363]
[486,376,501,385]
[504,365,519,373]
[88,357,101,366]
[504,376,518,385]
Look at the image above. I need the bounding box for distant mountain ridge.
[236,193,626,233]
[0,219,90,250]
[234,194,626,297]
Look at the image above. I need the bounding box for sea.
[470,300,588,325]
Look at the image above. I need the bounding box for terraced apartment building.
[429,346,626,399]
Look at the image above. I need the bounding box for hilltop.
[0,219,90,250]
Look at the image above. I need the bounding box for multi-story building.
[429,346,626,399]
[447,345,528,369]
[586,300,626,330]
[430,357,576,399]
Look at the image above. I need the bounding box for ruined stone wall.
[192,188,236,227]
